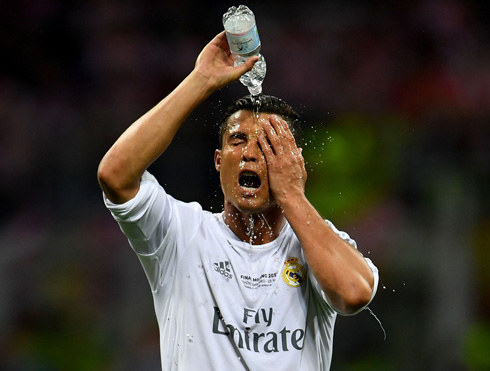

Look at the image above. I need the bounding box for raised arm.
[97,32,258,203]
[259,115,376,314]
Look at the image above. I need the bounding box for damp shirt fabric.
[103,171,379,371]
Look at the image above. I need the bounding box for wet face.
[215,110,278,214]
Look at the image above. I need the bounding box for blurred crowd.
[1,0,489,370]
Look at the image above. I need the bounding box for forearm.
[98,71,212,203]
[279,190,375,314]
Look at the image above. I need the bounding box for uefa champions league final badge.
[282,257,306,288]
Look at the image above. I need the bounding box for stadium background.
[1,0,489,369]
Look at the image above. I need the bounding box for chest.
[176,231,310,332]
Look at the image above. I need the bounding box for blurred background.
[1,0,489,370]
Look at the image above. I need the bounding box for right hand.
[193,31,259,93]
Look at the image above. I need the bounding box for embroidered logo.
[282,257,306,288]
[214,260,233,279]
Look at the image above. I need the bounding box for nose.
[242,140,261,162]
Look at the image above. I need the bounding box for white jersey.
[104,172,378,370]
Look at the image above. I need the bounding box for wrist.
[275,186,306,210]
[188,69,219,99]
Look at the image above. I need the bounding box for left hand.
[258,115,307,205]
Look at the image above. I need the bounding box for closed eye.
[228,132,247,146]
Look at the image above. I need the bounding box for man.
[98,31,378,370]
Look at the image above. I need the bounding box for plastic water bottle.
[223,5,266,96]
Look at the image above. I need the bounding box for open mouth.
[239,171,261,190]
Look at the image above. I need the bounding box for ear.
[214,149,222,171]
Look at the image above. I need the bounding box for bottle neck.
[248,84,263,96]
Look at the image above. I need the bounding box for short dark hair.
[218,95,302,149]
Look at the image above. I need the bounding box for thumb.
[235,55,259,76]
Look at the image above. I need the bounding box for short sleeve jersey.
[104,172,379,370]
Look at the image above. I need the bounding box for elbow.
[344,288,373,315]
[97,157,138,204]
[336,277,375,315]
[97,159,115,193]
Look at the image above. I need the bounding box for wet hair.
[218,95,302,149]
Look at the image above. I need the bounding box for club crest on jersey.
[282,257,306,288]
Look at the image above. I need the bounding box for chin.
[234,197,276,215]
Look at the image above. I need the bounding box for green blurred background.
[1,0,489,370]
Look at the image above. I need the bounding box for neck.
[222,204,286,245]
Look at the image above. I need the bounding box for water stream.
[251,94,262,122]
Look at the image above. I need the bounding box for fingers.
[258,133,274,162]
[211,31,228,47]
[261,115,297,155]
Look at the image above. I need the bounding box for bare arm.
[259,115,375,314]
[98,32,258,203]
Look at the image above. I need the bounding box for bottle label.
[225,24,260,55]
